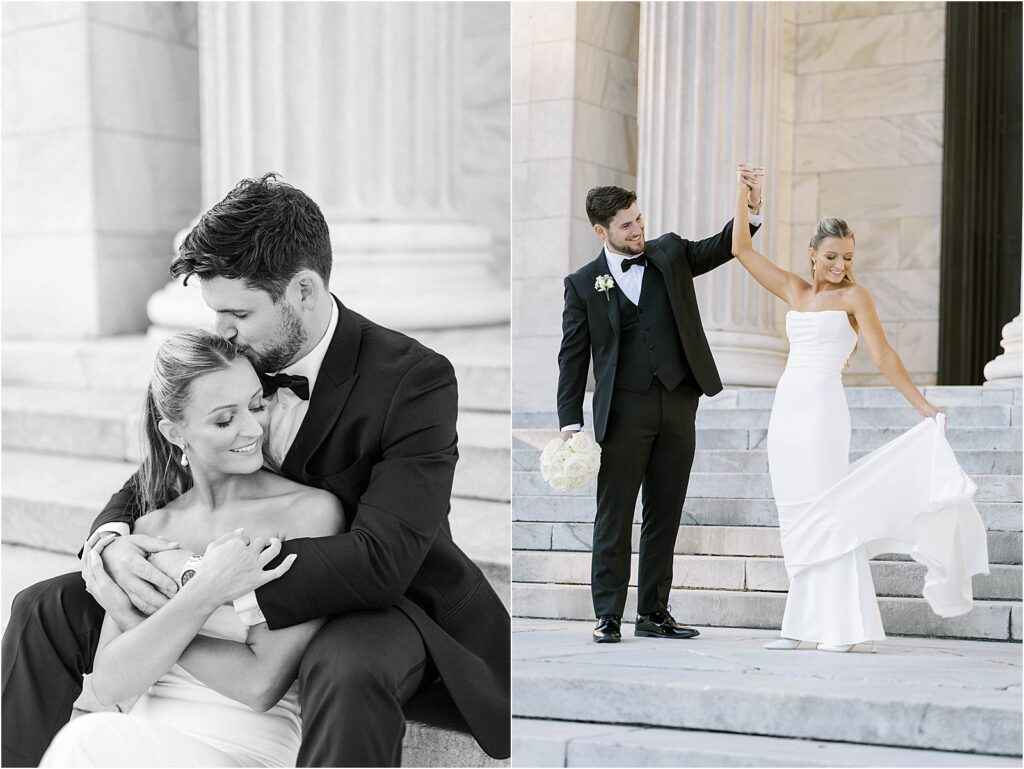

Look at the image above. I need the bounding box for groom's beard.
[246,303,308,374]
[606,231,645,256]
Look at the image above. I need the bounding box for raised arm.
[847,284,943,420]
[731,165,805,305]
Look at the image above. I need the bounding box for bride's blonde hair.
[809,217,857,283]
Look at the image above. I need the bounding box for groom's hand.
[560,430,579,441]
[98,534,182,615]
[738,163,763,209]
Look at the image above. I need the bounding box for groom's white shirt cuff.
[560,424,582,432]
[748,212,763,226]
[94,522,130,538]
[233,591,266,626]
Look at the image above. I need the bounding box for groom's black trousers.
[1,572,433,767]
[592,379,700,618]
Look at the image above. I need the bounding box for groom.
[2,174,510,767]
[557,177,762,643]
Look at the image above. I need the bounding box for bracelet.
[179,554,204,587]
[747,199,763,215]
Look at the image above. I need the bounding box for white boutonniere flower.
[594,274,615,301]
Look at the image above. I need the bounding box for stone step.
[511,584,1022,641]
[2,330,511,414]
[511,469,1024,503]
[512,620,1022,758]
[512,551,1021,601]
[1,451,511,599]
[511,494,1023,533]
[704,385,1021,409]
[513,446,1023,476]
[513,402,1023,429]
[512,718,1023,767]
[514,425,1024,452]
[511,522,1022,565]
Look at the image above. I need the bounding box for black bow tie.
[621,255,647,272]
[260,372,310,400]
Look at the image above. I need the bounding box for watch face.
[181,569,197,586]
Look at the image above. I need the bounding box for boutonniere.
[594,274,615,301]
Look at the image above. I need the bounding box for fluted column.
[637,2,788,386]
[149,2,508,335]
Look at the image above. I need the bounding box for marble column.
[983,265,1023,386]
[637,2,788,386]
[148,2,508,336]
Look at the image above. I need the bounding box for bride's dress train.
[767,310,990,646]
[40,606,301,768]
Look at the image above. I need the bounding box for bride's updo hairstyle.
[809,217,857,283]
[137,330,249,517]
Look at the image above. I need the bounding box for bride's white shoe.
[763,638,803,650]
[817,641,876,653]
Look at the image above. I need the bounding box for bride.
[41,330,344,767]
[731,164,989,653]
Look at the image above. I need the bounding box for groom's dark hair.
[586,186,637,228]
[171,172,332,301]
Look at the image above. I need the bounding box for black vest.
[613,262,692,392]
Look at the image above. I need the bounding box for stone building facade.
[511,0,1020,413]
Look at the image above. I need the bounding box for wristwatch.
[179,554,204,587]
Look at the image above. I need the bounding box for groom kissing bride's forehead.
[2,171,511,768]
[557,174,763,645]
[172,173,334,376]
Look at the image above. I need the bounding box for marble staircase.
[511,386,1023,641]
[512,389,1021,766]
[1,326,511,768]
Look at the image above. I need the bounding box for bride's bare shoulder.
[132,506,173,538]
[256,472,345,538]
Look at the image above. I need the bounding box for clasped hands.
[737,163,764,208]
[81,529,297,620]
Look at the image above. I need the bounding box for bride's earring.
[180,446,189,467]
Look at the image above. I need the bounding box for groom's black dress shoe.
[593,615,622,643]
[634,610,700,639]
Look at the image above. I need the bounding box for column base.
[147,221,510,337]
[706,329,789,388]
[983,313,1022,386]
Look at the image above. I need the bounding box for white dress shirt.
[559,215,763,433]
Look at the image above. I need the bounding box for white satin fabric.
[41,607,302,768]
[766,310,990,645]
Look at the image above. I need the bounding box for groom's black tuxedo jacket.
[557,219,758,442]
[90,296,511,759]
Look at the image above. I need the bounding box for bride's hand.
[183,529,297,607]
[918,402,946,421]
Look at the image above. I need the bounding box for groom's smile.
[600,203,646,257]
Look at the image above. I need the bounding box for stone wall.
[511,2,639,412]
[781,1,946,385]
[1,2,200,339]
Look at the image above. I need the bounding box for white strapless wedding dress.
[766,310,990,646]
[40,606,301,768]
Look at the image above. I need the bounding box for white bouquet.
[539,431,602,492]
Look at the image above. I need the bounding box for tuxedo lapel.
[281,296,361,479]
[592,251,620,337]
[646,244,682,324]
